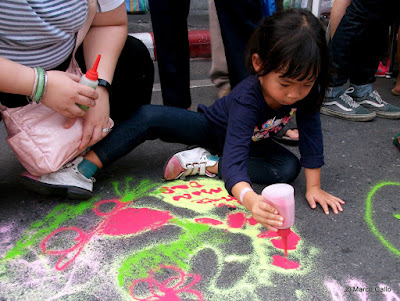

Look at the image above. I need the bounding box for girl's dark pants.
[92,104,301,186]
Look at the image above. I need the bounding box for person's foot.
[352,90,400,119]
[284,129,299,140]
[163,147,218,180]
[394,132,400,151]
[391,87,400,96]
[21,157,94,200]
[272,115,299,145]
[218,86,231,99]
[375,59,390,78]
[321,89,376,121]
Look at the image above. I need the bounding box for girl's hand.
[41,71,97,119]
[245,193,284,232]
[305,186,345,214]
[78,86,111,151]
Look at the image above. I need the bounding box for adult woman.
[0,0,154,192]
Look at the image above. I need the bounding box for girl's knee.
[125,36,153,62]
[281,156,301,183]
[121,36,154,80]
[135,105,168,127]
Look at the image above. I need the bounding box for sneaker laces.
[370,90,388,105]
[58,161,74,171]
[180,152,210,178]
[339,88,360,109]
[182,162,206,177]
[182,153,208,177]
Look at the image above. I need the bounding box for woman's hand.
[305,186,345,214]
[41,71,97,118]
[78,86,111,151]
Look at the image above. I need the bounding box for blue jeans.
[330,0,399,87]
[92,105,300,185]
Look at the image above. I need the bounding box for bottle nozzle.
[277,228,291,237]
[85,54,101,81]
[277,227,291,257]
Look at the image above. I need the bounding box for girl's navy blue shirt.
[198,74,324,194]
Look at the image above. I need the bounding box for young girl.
[25,9,344,231]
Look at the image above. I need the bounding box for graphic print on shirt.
[252,108,296,142]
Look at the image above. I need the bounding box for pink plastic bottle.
[262,183,295,257]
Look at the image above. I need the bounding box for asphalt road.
[1,12,400,301]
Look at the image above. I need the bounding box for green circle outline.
[365,181,400,257]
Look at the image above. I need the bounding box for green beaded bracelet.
[39,70,48,103]
[29,67,38,101]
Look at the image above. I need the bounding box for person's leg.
[91,105,218,167]
[29,105,218,199]
[321,0,380,121]
[148,0,191,109]
[217,139,301,185]
[208,0,230,99]
[109,36,154,124]
[329,0,351,39]
[347,0,400,119]
[347,0,389,88]
[76,36,154,124]
[392,27,400,96]
[214,0,262,89]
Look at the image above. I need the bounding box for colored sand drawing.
[365,181,400,257]
[129,265,203,301]
[118,179,317,300]
[1,177,318,301]
[40,201,173,270]
[271,255,300,269]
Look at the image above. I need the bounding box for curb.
[129,30,211,61]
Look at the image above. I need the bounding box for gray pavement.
[1,11,400,301]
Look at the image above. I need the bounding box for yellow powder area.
[154,178,239,213]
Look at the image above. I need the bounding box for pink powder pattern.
[41,199,173,271]
[272,255,300,269]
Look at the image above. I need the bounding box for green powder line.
[112,177,161,203]
[118,219,226,287]
[1,198,98,261]
[394,214,400,220]
[365,181,400,257]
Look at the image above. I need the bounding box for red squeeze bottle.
[262,183,295,257]
[77,54,101,110]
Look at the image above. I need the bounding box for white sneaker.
[163,147,218,180]
[21,157,94,200]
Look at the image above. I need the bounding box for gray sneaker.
[21,157,94,200]
[352,90,400,119]
[321,89,376,121]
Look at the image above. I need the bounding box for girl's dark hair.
[246,9,329,112]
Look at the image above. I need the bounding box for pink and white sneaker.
[163,147,219,180]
